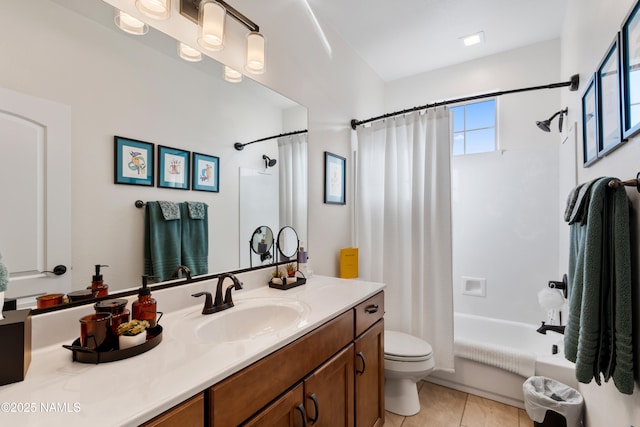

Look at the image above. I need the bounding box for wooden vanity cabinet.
[143,291,385,427]
[303,345,355,427]
[211,311,355,427]
[354,320,384,427]
[353,292,385,427]
[242,384,306,427]
[141,392,205,427]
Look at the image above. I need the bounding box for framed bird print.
[114,136,154,186]
[192,152,219,192]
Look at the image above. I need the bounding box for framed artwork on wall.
[596,34,624,156]
[582,74,599,167]
[621,0,640,139]
[324,151,346,205]
[114,136,154,186]
[157,145,190,190]
[192,152,219,192]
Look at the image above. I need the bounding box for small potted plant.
[117,319,150,349]
[286,263,296,278]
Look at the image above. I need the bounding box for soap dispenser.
[89,264,109,297]
[132,275,157,327]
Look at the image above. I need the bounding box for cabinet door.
[243,383,307,427]
[304,345,354,427]
[354,320,384,427]
[142,392,204,427]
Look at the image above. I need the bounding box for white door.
[0,87,72,307]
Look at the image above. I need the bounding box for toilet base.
[384,377,420,416]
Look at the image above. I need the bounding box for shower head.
[536,108,568,133]
[263,155,277,168]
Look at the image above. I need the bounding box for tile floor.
[384,381,534,427]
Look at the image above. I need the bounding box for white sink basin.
[194,298,310,343]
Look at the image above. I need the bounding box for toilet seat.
[384,330,433,362]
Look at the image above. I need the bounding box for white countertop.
[0,275,384,426]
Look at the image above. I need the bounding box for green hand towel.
[144,201,182,282]
[180,202,208,276]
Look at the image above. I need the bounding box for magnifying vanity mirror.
[0,0,307,312]
[249,226,274,267]
[277,226,299,262]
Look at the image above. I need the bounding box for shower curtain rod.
[350,74,580,130]
[234,129,308,151]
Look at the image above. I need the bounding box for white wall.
[561,0,640,424]
[386,40,563,325]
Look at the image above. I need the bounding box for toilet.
[384,330,435,416]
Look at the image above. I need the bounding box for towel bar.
[607,172,640,193]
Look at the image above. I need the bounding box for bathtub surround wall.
[561,0,640,424]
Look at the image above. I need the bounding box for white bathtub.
[428,312,577,408]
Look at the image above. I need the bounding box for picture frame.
[114,136,154,186]
[582,74,599,167]
[596,34,624,156]
[621,0,640,139]
[192,152,219,192]
[157,145,190,190]
[324,151,346,205]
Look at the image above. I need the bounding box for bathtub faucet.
[536,321,565,335]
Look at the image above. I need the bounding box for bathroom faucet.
[173,265,192,282]
[191,273,243,315]
[536,321,565,335]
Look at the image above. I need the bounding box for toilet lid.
[384,330,433,361]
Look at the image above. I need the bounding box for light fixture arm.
[181,0,259,32]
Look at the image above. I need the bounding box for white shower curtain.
[355,110,454,372]
[278,134,308,245]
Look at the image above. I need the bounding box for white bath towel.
[455,338,536,378]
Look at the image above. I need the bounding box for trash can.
[523,376,584,427]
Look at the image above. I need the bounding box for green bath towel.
[564,177,633,394]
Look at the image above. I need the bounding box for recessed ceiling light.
[460,31,485,47]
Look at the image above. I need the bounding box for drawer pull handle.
[295,403,308,427]
[307,393,319,424]
[365,304,379,314]
[356,351,366,375]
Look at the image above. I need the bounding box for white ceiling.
[306,0,568,82]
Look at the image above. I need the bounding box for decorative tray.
[62,325,163,364]
[269,277,307,290]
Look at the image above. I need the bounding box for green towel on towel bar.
[564,177,633,394]
[144,201,182,282]
[180,202,208,276]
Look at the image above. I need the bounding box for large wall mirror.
[0,0,307,311]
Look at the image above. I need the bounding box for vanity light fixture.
[181,0,265,75]
[224,66,243,83]
[197,0,226,51]
[178,42,203,62]
[536,107,568,133]
[114,10,149,35]
[246,32,265,74]
[135,0,171,20]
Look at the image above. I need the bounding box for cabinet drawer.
[354,292,384,337]
[211,310,355,427]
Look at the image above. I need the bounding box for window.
[451,99,496,155]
